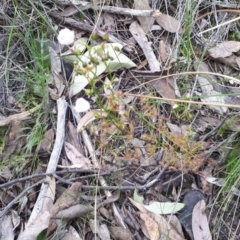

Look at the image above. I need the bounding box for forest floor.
[0,0,240,239]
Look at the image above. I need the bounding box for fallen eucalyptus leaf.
[144,201,184,215]
[208,41,240,58]
[156,14,181,33]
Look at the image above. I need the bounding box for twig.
[0,180,45,218]
[80,175,181,190]
[26,98,68,226]
[0,169,110,189]
[201,113,239,141]
[0,104,41,126]
[79,164,170,190]
[57,1,160,17]
[91,6,159,17]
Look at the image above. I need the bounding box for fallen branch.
[29,98,68,223]
[0,169,110,189]
[91,6,159,17]
[56,0,162,17]
[0,104,41,126]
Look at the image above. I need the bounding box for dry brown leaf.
[64,141,92,169]
[108,226,132,240]
[137,59,148,69]
[129,21,160,72]
[1,120,26,161]
[199,166,215,196]
[129,197,148,213]
[55,204,93,219]
[166,215,185,239]
[208,41,240,58]
[37,128,54,153]
[149,212,185,240]
[134,0,154,33]
[52,72,66,97]
[77,110,107,133]
[167,123,192,137]
[236,56,240,68]
[211,55,240,70]
[139,212,160,240]
[192,200,212,240]
[67,121,84,155]
[151,76,176,99]
[156,14,181,33]
[47,182,82,235]
[60,5,78,17]
[102,12,115,32]
[89,219,111,240]
[159,40,167,63]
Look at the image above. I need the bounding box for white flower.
[57,28,75,45]
[74,98,90,112]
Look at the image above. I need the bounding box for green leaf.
[69,42,136,96]
[70,73,89,97]
[144,201,184,215]
[108,52,136,71]
[133,189,144,203]
[61,37,88,62]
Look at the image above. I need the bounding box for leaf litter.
[0,1,240,239]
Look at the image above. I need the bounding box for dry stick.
[0,169,109,189]
[79,172,180,190]
[0,104,42,126]
[27,98,68,225]
[199,15,240,35]
[0,180,45,218]
[49,12,134,53]
[86,4,160,17]
[101,163,169,190]
[201,112,240,141]
[58,1,164,18]
[61,164,169,190]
